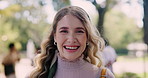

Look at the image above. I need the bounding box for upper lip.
[64,45,79,47]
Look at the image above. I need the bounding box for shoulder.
[97,67,115,78]
[84,61,99,71]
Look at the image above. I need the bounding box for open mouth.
[64,46,80,50]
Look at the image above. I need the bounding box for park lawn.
[117,55,148,62]
[115,72,148,78]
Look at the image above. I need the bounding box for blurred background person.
[32,47,41,66]
[26,39,35,66]
[101,39,117,74]
[2,43,20,78]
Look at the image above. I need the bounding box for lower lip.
[65,49,78,53]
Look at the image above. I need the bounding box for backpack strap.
[100,68,107,78]
[48,59,57,78]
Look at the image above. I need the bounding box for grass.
[115,72,148,78]
[115,55,148,78]
[138,73,148,78]
[117,55,148,62]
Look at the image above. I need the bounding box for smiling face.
[54,14,87,61]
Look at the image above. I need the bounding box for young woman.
[30,6,115,78]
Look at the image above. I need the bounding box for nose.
[67,33,77,43]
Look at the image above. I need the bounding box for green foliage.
[0,0,72,53]
[119,72,140,78]
[116,48,128,56]
[104,10,143,49]
[0,0,49,53]
[0,4,21,17]
[52,0,70,10]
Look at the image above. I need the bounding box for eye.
[76,30,85,33]
[60,30,68,33]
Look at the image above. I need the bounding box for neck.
[57,54,86,69]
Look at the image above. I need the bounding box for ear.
[54,33,57,42]
[86,39,89,43]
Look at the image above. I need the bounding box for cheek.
[55,33,64,42]
[55,35,66,48]
[56,38,64,45]
[78,35,87,44]
[78,35,87,51]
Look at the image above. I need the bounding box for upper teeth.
[66,46,77,49]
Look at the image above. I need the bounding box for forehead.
[57,14,85,29]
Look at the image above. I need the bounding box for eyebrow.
[76,27,85,30]
[59,27,69,30]
[59,27,85,30]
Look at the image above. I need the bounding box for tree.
[89,0,118,37]
[0,3,22,53]
[0,0,71,52]
[0,0,50,51]
[52,0,70,10]
[104,10,142,49]
[143,1,148,77]
[143,0,148,44]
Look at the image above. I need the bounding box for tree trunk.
[97,7,107,37]
[90,0,107,37]
[143,0,148,44]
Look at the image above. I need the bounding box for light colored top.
[54,55,115,78]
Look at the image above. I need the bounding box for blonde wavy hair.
[30,6,105,78]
